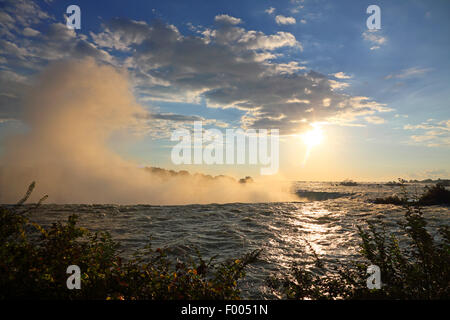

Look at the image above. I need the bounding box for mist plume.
[0,59,295,204]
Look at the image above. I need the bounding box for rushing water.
[25,182,449,298]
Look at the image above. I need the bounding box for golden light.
[300,124,325,166]
[301,125,324,148]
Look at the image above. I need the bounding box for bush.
[269,197,450,299]
[418,184,450,206]
[3,181,448,300]
[0,182,259,300]
[370,180,450,206]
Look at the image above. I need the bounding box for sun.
[301,125,324,148]
[300,124,325,166]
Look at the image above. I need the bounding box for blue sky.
[0,0,449,181]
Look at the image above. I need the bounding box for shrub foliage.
[0,182,259,300]
[269,185,450,300]
[1,182,448,300]
[371,180,450,206]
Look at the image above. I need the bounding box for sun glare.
[301,126,324,148]
[300,125,325,166]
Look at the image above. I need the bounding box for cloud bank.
[88,17,389,134]
[0,3,390,135]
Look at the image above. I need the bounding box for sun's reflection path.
[294,204,338,256]
[264,201,348,278]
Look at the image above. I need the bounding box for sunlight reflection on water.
[26,182,449,298]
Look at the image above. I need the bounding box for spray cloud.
[0,59,295,204]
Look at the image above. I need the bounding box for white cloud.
[287,98,310,104]
[1,0,51,29]
[22,27,40,37]
[91,19,150,51]
[408,169,449,180]
[291,6,304,14]
[404,119,450,147]
[385,67,432,80]
[362,30,386,45]
[265,61,306,75]
[214,14,242,25]
[265,7,275,15]
[365,116,385,124]
[0,8,389,136]
[237,30,302,51]
[329,80,350,90]
[331,72,352,79]
[275,15,296,25]
[362,30,386,50]
[289,0,304,13]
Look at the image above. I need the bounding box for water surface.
[27,182,450,298]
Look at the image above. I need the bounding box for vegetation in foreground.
[269,185,450,299]
[0,182,259,300]
[1,181,449,300]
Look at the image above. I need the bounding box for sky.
[0,0,449,182]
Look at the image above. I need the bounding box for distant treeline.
[408,178,450,186]
[144,167,253,184]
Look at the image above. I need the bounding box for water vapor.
[0,59,295,204]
